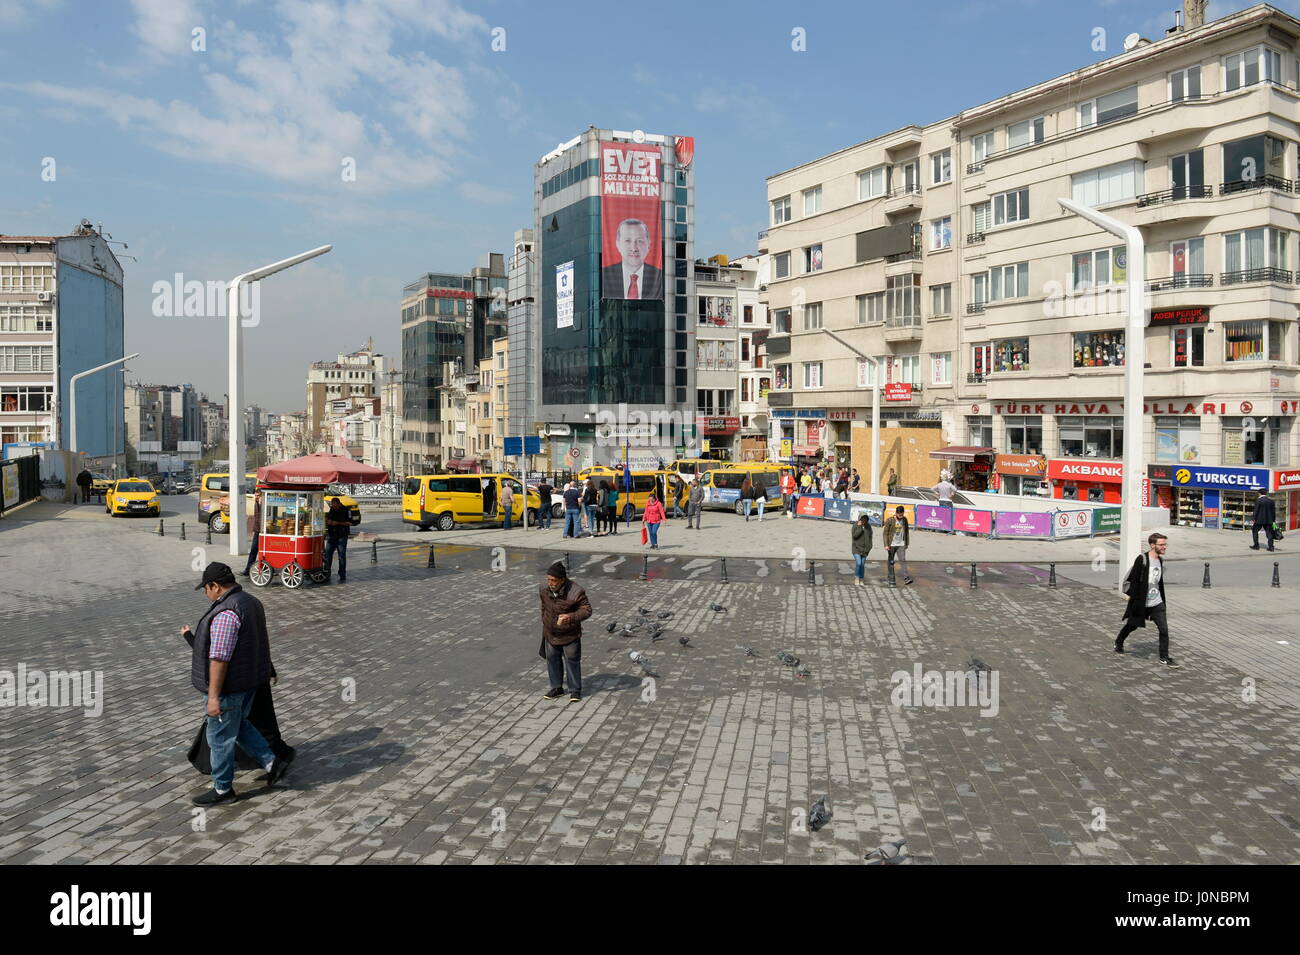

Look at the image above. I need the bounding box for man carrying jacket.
[1115,532,1179,668]
[538,560,593,703]
[182,562,290,805]
[1250,488,1277,552]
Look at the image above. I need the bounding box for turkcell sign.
[1171,465,1269,490]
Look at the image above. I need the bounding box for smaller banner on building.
[556,260,575,328]
[995,510,1053,538]
[914,503,953,532]
[1053,508,1093,539]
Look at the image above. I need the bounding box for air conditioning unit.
[36,291,54,303]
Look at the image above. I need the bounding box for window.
[899,160,921,193]
[856,357,876,387]
[1223,46,1282,91]
[930,284,951,317]
[990,262,1029,301]
[0,264,55,292]
[1222,416,1284,466]
[930,352,952,385]
[1078,85,1138,128]
[1169,150,1204,197]
[886,274,921,323]
[1071,161,1141,206]
[992,188,1029,225]
[803,244,823,272]
[1007,117,1045,150]
[775,364,792,389]
[771,196,791,224]
[1073,330,1125,367]
[972,201,991,235]
[929,216,952,250]
[886,354,920,385]
[992,337,1029,372]
[1004,416,1043,454]
[1059,416,1123,458]
[858,165,888,200]
[740,336,751,363]
[743,305,753,324]
[774,252,790,279]
[971,131,995,163]
[802,301,823,331]
[802,186,822,216]
[972,273,989,305]
[1224,320,1286,362]
[803,362,823,389]
[1224,227,1288,276]
[773,308,791,333]
[1169,65,1201,102]
[0,304,53,332]
[1222,134,1286,188]
[0,385,53,412]
[856,292,884,324]
[1155,416,1201,463]
[1172,325,1205,367]
[1170,237,1206,280]
[1072,246,1125,290]
[0,344,54,372]
[968,415,992,446]
[930,149,952,184]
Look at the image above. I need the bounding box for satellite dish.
[1123,32,1141,51]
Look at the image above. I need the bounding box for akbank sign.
[1171,465,1269,490]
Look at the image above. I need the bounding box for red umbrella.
[257,452,389,486]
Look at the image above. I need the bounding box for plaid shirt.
[208,609,241,661]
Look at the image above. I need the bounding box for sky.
[1,0,1295,412]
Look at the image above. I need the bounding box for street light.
[69,353,140,457]
[814,329,880,493]
[227,245,332,557]
[1057,198,1146,591]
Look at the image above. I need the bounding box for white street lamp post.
[817,328,880,493]
[227,246,332,557]
[1057,198,1146,590]
[69,352,140,458]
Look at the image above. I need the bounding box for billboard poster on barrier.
[796,495,825,518]
[1,462,18,509]
[850,500,885,526]
[822,499,852,521]
[915,503,953,532]
[1092,507,1121,534]
[1054,508,1092,538]
[954,508,992,534]
[996,510,1053,537]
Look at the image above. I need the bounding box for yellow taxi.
[698,463,794,513]
[402,473,544,531]
[198,472,360,534]
[105,479,161,517]
[575,466,675,517]
[667,458,725,478]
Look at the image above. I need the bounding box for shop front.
[1047,458,1123,504]
[1274,468,1300,531]
[771,410,827,465]
[993,453,1048,497]
[699,415,740,461]
[930,446,994,491]
[1148,463,1272,529]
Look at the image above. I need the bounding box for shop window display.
[992,338,1029,372]
[1072,330,1125,368]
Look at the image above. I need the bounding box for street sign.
[524,436,540,454]
[503,437,522,457]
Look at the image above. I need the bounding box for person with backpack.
[642,493,665,549]
[1115,532,1179,668]
[851,513,873,587]
[882,505,913,585]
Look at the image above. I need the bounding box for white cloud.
[0,0,59,27]
[130,0,203,60]
[459,181,514,205]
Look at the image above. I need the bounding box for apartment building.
[765,2,1300,531]
[306,341,387,451]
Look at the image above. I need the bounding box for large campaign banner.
[600,141,664,301]
[796,495,825,519]
[850,500,885,526]
[822,499,852,521]
[914,504,953,532]
[953,508,993,534]
[996,510,1053,538]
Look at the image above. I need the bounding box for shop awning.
[793,446,820,456]
[930,446,995,463]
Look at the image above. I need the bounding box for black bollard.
[158,519,164,537]
[1202,562,1211,589]
[888,561,896,587]
[427,544,436,569]
[371,539,378,563]
[969,562,978,589]
[1048,562,1057,587]
[808,560,816,586]
[1272,561,1280,588]
[205,522,212,544]
[180,522,186,541]
[640,554,649,581]
[720,557,729,584]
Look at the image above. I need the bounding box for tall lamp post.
[227,245,332,558]
[69,353,140,458]
[1057,198,1146,590]
[814,329,880,493]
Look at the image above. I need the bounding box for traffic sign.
[504,436,542,457]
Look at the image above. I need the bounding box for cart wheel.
[281,562,304,589]
[309,569,328,583]
[250,561,273,587]
[436,512,455,531]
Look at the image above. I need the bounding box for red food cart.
[248,453,389,589]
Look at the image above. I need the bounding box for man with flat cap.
[181,562,291,805]
[538,560,593,703]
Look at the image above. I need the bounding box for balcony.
[1145,273,1213,292]
[965,301,986,315]
[966,232,985,245]
[966,373,986,385]
[696,359,738,372]
[966,160,986,175]
[1220,175,1295,196]
[764,334,791,357]
[1136,184,1214,207]
[1221,267,1293,286]
[884,185,923,216]
[766,390,793,408]
[884,314,922,342]
[884,249,923,276]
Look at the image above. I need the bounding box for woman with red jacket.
[642,493,666,549]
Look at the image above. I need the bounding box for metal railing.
[966,232,985,245]
[1221,267,1293,285]
[885,249,922,263]
[1145,273,1213,291]
[696,359,739,371]
[885,313,922,329]
[966,301,986,314]
[1136,183,1214,206]
[1220,175,1295,196]
[966,373,986,384]
[887,184,923,199]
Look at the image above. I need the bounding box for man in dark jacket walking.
[76,468,93,503]
[1115,532,1179,667]
[538,561,593,703]
[323,496,350,582]
[686,477,704,529]
[1250,488,1277,551]
[851,514,872,586]
[182,562,290,805]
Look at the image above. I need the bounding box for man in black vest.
[1250,488,1278,552]
[182,562,290,805]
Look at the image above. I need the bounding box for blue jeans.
[742,499,753,518]
[584,505,596,534]
[206,688,275,792]
[324,534,348,579]
[539,505,551,529]
[647,522,660,547]
[564,508,580,538]
[672,500,685,518]
[545,639,581,692]
[757,497,766,519]
[853,554,866,580]
[504,508,513,530]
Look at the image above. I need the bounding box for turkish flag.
[674,136,695,169]
[1173,246,1186,274]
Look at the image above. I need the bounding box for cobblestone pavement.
[1,505,1297,864]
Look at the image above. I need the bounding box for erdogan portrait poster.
[600,140,663,301]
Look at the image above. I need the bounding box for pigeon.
[808,796,832,832]
[628,650,646,662]
[678,636,690,647]
[638,607,652,617]
[776,650,800,667]
[709,603,727,613]
[605,622,618,633]
[865,838,907,864]
[968,656,991,673]
[649,630,663,643]
[795,664,811,678]
[737,645,758,657]
[656,611,673,620]
[629,650,658,678]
